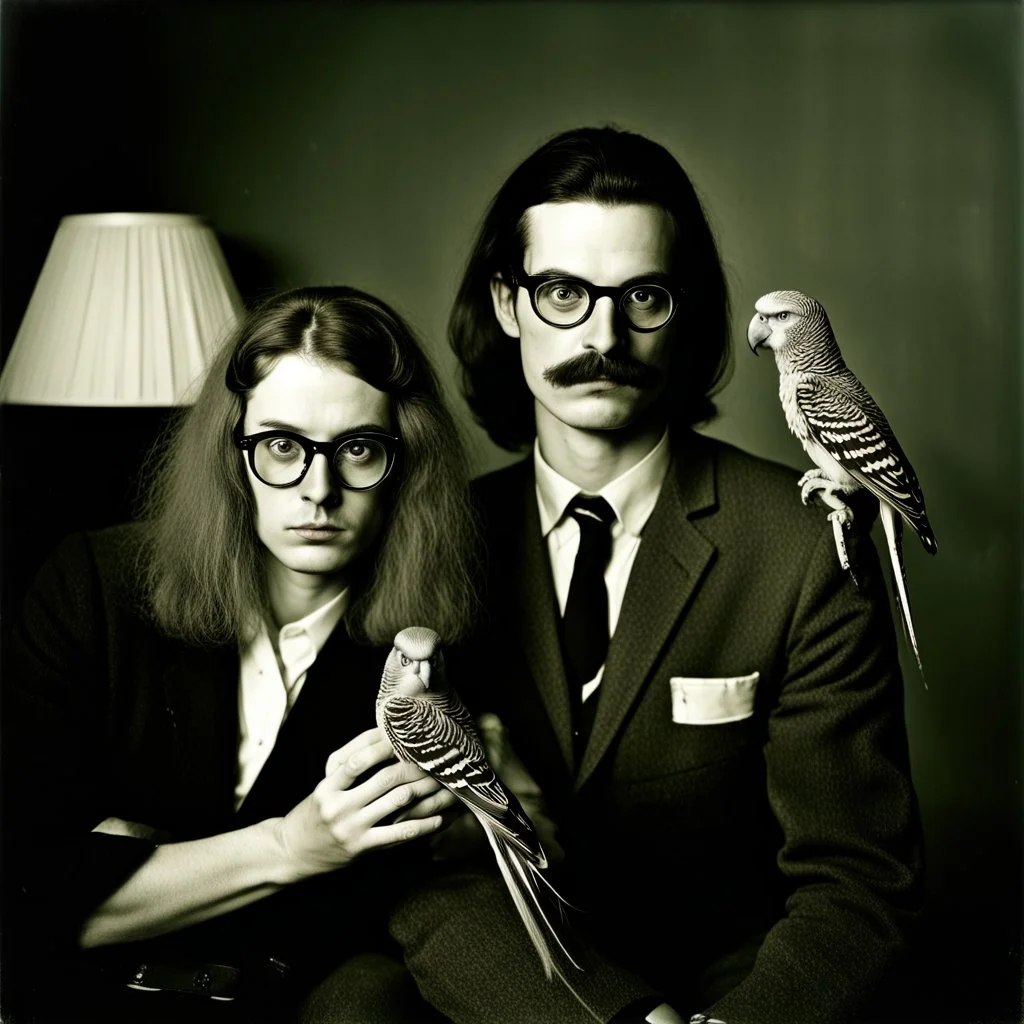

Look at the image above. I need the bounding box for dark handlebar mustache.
[542,350,661,390]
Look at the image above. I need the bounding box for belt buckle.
[126,961,240,1001]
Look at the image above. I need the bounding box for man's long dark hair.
[141,286,479,646]
[450,126,732,452]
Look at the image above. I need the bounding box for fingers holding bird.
[323,726,456,822]
[272,730,451,880]
[348,761,453,828]
[323,726,393,780]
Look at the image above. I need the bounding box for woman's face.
[242,352,393,593]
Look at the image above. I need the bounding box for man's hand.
[273,728,456,883]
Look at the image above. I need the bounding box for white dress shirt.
[534,431,671,702]
[234,588,349,809]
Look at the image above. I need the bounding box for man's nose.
[298,453,341,505]
[582,296,625,355]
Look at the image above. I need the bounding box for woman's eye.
[341,442,371,463]
[268,438,299,459]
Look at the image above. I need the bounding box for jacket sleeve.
[705,520,925,1024]
[2,532,157,954]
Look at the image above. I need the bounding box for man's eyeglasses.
[234,428,400,490]
[508,268,682,332]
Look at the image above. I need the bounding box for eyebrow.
[255,419,393,438]
[527,267,675,287]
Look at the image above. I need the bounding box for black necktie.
[560,493,616,694]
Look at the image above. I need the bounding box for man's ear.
[490,274,521,339]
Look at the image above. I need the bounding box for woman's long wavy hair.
[140,286,479,647]
[450,126,733,452]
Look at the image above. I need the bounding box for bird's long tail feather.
[475,812,602,1022]
[880,502,925,682]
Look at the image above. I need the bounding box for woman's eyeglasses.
[234,428,400,490]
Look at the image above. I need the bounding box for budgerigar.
[376,627,597,1014]
[747,290,936,674]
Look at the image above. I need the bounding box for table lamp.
[0,212,242,406]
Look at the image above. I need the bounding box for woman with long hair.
[4,286,479,1023]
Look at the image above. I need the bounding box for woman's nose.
[298,453,341,505]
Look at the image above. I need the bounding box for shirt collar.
[277,587,350,657]
[249,587,350,686]
[534,429,671,538]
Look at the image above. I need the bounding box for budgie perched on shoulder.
[747,290,936,675]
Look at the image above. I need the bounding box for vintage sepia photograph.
[0,2,1019,1023]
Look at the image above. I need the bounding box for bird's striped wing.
[381,694,542,863]
[797,373,935,552]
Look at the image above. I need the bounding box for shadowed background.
[1,2,1020,1021]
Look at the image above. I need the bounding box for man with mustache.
[394,128,923,1024]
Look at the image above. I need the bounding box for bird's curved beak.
[418,660,431,691]
[747,316,770,355]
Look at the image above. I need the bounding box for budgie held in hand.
[377,627,597,1012]
[747,290,936,674]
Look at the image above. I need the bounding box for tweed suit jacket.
[1,523,430,1017]
[393,431,923,1024]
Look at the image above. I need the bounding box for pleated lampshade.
[0,213,243,406]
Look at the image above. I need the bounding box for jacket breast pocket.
[669,672,759,725]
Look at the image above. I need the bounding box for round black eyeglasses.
[235,428,400,490]
[509,268,682,332]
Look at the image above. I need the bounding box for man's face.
[491,201,679,437]
[242,352,392,590]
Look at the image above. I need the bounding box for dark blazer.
[1,524,428,1019]
[395,432,923,1024]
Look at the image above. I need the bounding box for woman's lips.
[291,525,342,541]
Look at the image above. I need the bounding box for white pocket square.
[669,672,760,725]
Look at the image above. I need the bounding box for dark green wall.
[2,2,1020,1020]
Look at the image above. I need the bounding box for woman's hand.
[78,729,455,947]
[273,727,456,882]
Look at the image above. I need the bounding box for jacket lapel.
[576,434,719,789]
[236,626,384,825]
[505,462,576,774]
[161,641,240,828]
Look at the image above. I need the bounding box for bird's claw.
[827,506,855,528]
[829,513,852,573]
[796,475,861,582]
[799,471,833,506]
[798,474,855,520]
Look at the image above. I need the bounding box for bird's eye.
[759,314,767,323]
[400,654,410,667]
[778,312,789,321]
